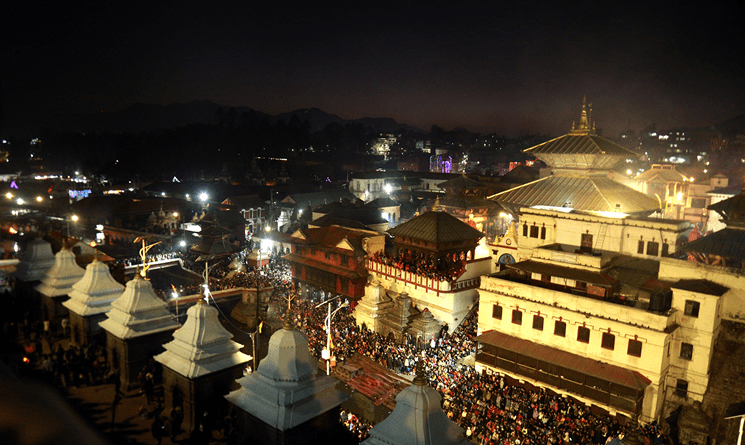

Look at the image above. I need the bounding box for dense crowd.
[370,251,467,282]
[276,283,643,444]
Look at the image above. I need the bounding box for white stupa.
[225,317,349,432]
[13,237,56,282]
[63,258,124,317]
[35,247,85,297]
[155,300,250,378]
[99,273,181,339]
[362,364,469,445]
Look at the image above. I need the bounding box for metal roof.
[672,279,729,296]
[507,260,617,286]
[437,174,486,190]
[387,209,484,243]
[709,191,745,215]
[680,227,745,260]
[489,175,660,215]
[477,330,651,391]
[525,134,635,157]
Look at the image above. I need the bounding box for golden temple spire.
[570,97,595,136]
[432,195,442,212]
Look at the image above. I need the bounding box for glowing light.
[172,212,179,218]
[179,240,186,247]
[96,224,104,231]
[71,215,79,222]
[199,192,209,202]
[8,227,17,234]
[89,241,97,247]
[36,196,43,202]
[16,198,24,205]
[5,192,12,199]
[384,184,392,194]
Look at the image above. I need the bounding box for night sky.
[2,1,744,137]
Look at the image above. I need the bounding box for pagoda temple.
[155,300,250,435]
[359,201,489,336]
[62,258,124,346]
[490,99,660,217]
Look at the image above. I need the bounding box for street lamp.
[315,296,348,375]
[67,214,78,237]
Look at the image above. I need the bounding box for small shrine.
[225,317,349,445]
[378,291,417,343]
[155,300,251,435]
[35,247,85,328]
[362,364,469,445]
[14,236,56,283]
[354,280,394,333]
[407,308,442,348]
[62,258,125,346]
[99,274,181,389]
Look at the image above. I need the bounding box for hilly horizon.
[34,100,426,136]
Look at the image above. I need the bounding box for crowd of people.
[277,281,643,444]
[370,251,467,283]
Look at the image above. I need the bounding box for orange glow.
[89,241,97,247]
[8,227,17,234]
[22,357,30,364]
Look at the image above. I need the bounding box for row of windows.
[522,224,546,240]
[637,240,670,257]
[492,305,643,357]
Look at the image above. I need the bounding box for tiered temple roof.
[35,248,85,297]
[99,274,181,339]
[155,300,250,378]
[62,258,125,317]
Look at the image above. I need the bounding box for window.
[675,379,688,397]
[577,326,590,343]
[684,300,700,318]
[554,321,566,337]
[511,310,522,325]
[522,225,528,237]
[691,198,706,209]
[638,240,645,254]
[628,339,643,357]
[647,241,659,256]
[540,226,546,240]
[492,305,503,320]
[680,342,693,360]
[325,251,331,260]
[662,243,669,256]
[340,278,349,293]
[601,332,615,350]
[532,315,544,331]
[581,234,593,252]
[530,226,539,238]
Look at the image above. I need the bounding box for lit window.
[601,332,615,350]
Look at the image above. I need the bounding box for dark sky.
[2,1,744,137]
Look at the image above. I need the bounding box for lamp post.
[315,296,348,375]
[67,214,78,237]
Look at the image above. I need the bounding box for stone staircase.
[699,320,745,444]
